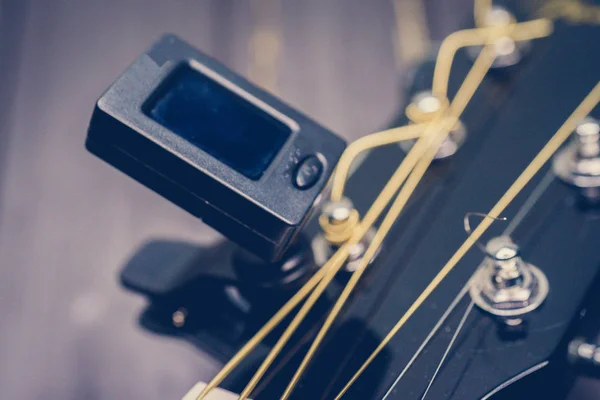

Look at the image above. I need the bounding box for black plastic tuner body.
[86,34,346,261]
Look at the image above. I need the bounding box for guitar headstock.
[314,2,600,399]
[86,1,600,399]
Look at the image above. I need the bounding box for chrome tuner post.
[470,236,549,325]
[553,117,600,199]
[399,91,467,159]
[467,5,530,69]
[313,198,378,273]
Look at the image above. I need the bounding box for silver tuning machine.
[470,236,549,323]
[553,117,600,199]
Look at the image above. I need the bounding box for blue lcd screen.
[145,64,291,180]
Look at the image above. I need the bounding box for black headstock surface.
[331,19,600,400]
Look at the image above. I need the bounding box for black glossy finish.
[307,20,600,400]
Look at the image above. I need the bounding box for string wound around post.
[463,212,508,256]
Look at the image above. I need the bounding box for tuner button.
[553,117,600,195]
[294,155,323,190]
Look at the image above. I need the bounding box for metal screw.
[172,307,187,328]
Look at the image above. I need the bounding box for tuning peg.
[553,117,600,200]
[470,236,549,324]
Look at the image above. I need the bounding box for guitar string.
[420,301,475,400]
[503,169,556,236]
[281,8,554,400]
[381,282,472,400]
[481,361,549,399]
[334,81,600,399]
[252,308,334,396]
[475,0,492,28]
[330,124,425,202]
[381,168,555,399]
[196,1,551,398]
[432,18,550,100]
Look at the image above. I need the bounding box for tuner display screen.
[145,64,291,180]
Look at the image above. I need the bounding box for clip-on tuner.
[86,35,345,300]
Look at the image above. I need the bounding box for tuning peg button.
[553,117,600,193]
[568,337,600,378]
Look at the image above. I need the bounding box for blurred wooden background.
[0,0,597,398]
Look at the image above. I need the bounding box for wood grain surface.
[0,0,597,399]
